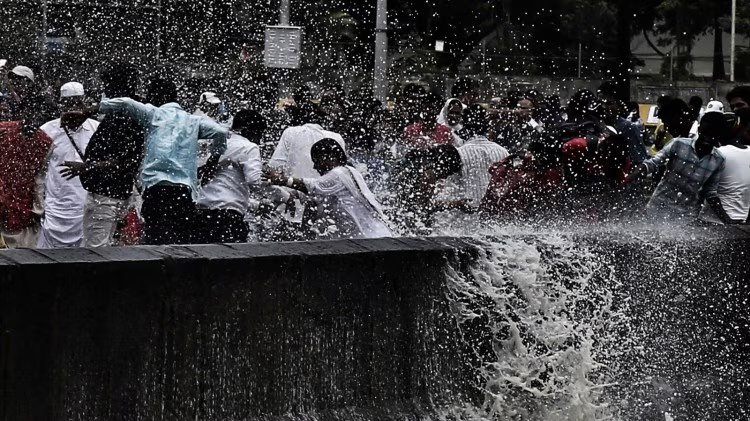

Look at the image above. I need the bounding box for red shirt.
[0,121,53,232]
[480,157,563,216]
[403,122,453,148]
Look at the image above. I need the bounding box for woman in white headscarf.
[264,138,392,239]
[437,98,466,147]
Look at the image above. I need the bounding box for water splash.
[442,234,632,420]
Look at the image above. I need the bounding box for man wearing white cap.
[37,82,99,248]
[3,65,56,127]
[689,100,725,139]
[194,91,227,124]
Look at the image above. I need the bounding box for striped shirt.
[643,137,725,217]
[449,136,509,203]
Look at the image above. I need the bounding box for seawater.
[440,233,630,420]
[432,220,749,421]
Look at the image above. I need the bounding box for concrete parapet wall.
[0,238,476,420]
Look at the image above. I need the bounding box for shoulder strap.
[62,126,85,161]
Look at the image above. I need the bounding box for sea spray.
[442,234,633,420]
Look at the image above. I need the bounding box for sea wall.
[0,238,477,421]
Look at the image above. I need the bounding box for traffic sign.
[264,26,303,69]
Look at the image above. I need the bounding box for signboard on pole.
[264,25,303,69]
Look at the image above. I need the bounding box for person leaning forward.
[65,78,227,245]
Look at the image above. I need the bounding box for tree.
[653,0,732,80]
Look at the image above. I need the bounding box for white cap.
[10,65,34,82]
[60,82,85,98]
[704,100,724,114]
[199,92,221,105]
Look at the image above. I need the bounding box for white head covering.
[60,82,85,98]
[436,97,465,130]
[696,100,725,125]
[199,92,221,105]
[10,65,34,82]
[704,100,724,115]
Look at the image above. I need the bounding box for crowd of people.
[2,60,750,249]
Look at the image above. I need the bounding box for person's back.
[269,123,345,178]
[699,144,750,223]
[615,117,648,165]
[454,136,509,203]
[95,78,227,245]
[195,132,262,243]
[81,110,144,200]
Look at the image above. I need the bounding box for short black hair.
[293,85,312,104]
[428,144,462,177]
[146,78,177,107]
[462,103,488,136]
[101,62,139,97]
[657,98,690,121]
[289,101,321,126]
[699,111,730,140]
[311,138,347,166]
[597,80,619,100]
[232,109,266,132]
[689,95,703,108]
[451,77,476,98]
[567,89,595,121]
[727,86,750,105]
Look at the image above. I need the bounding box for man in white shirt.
[699,114,750,224]
[444,104,509,205]
[37,82,99,248]
[268,102,345,179]
[264,138,392,239]
[194,110,263,243]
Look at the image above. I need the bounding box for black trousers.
[141,184,195,245]
[193,208,249,244]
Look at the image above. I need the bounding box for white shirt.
[303,166,392,239]
[447,136,509,203]
[700,145,750,222]
[689,120,699,139]
[196,133,262,215]
[38,118,99,248]
[268,124,345,178]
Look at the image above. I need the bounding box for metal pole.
[280,0,291,26]
[482,39,486,75]
[731,0,737,82]
[577,43,582,78]
[155,0,162,62]
[40,0,48,61]
[670,48,674,82]
[373,0,388,104]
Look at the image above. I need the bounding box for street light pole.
[731,0,737,82]
[373,0,388,105]
[280,0,291,25]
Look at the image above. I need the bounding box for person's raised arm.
[626,138,676,183]
[98,97,154,126]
